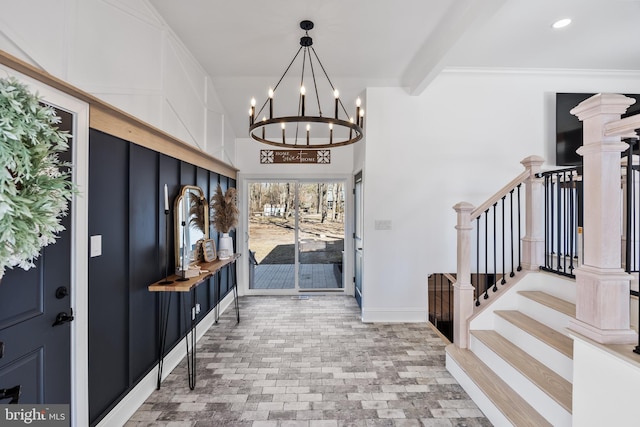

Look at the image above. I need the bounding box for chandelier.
[248,20,364,149]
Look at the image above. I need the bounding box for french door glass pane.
[248,182,295,289]
[298,182,344,289]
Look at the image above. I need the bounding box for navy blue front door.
[0,107,73,404]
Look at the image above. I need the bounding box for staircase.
[446,271,576,426]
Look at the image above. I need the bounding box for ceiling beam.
[401,0,507,95]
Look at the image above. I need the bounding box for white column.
[521,155,545,271]
[568,93,638,344]
[453,202,475,348]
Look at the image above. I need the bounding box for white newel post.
[453,202,475,348]
[521,155,545,271]
[568,93,638,344]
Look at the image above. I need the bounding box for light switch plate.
[90,235,102,257]
[374,220,392,230]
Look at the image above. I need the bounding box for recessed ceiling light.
[552,18,572,29]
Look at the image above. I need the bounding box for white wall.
[0,0,234,163]
[360,69,640,322]
[572,336,640,426]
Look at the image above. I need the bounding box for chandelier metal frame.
[248,20,364,149]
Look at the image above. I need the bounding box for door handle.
[55,286,69,299]
[52,309,74,327]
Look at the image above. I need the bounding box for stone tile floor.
[126,296,491,427]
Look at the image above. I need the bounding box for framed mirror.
[174,185,209,271]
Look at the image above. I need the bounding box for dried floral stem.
[211,184,238,233]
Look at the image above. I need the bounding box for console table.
[148,253,240,390]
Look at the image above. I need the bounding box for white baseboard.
[96,291,237,427]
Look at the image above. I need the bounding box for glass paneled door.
[248,180,345,291]
[298,182,345,290]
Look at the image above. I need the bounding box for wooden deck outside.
[252,263,342,289]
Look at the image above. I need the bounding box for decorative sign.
[260,149,331,164]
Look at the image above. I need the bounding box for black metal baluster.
[439,274,443,329]
[549,175,556,270]
[501,196,506,284]
[448,275,453,339]
[517,184,522,272]
[510,189,515,277]
[544,174,549,269]
[563,171,568,274]
[633,153,637,272]
[493,203,498,292]
[556,172,562,273]
[624,144,635,273]
[484,210,489,300]
[476,217,480,306]
[631,145,640,272]
[569,171,575,274]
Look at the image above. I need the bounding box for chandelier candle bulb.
[329,123,333,144]
[281,122,286,144]
[356,97,361,124]
[334,89,340,119]
[262,117,266,139]
[268,88,274,119]
[300,86,306,116]
[306,124,310,145]
[359,109,365,128]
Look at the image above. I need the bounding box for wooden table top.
[148,253,241,292]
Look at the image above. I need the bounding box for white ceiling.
[148,0,640,139]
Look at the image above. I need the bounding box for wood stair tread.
[446,344,552,427]
[518,291,576,317]
[495,310,573,359]
[471,330,572,413]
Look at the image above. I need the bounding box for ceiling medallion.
[248,20,364,149]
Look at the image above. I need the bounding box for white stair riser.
[495,316,573,382]
[470,334,572,426]
[517,297,574,336]
[446,353,514,427]
[521,273,577,302]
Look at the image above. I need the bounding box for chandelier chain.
[308,48,323,117]
[310,47,351,119]
[255,46,304,119]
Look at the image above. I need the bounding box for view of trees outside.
[248,182,345,266]
[249,182,344,223]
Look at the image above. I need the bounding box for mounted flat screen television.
[555,93,640,166]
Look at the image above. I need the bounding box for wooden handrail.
[470,169,530,219]
[605,114,640,138]
[444,272,457,283]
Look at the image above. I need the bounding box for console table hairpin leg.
[156,292,172,390]
[183,289,197,390]
[156,288,198,390]
[151,254,241,390]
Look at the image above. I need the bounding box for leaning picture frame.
[202,239,217,262]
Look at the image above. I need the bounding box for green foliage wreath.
[0,76,75,279]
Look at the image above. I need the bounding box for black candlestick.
[159,209,173,284]
[177,220,189,281]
